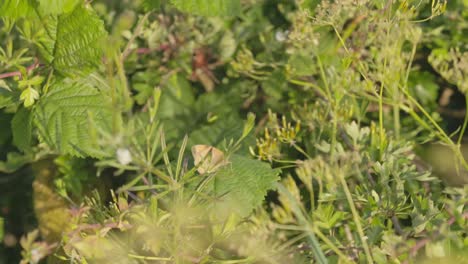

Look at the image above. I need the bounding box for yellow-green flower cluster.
[252,111,301,161]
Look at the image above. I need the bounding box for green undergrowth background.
[0,0,467,263]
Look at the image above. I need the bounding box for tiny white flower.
[116,148,132,165]
[275,30,288,42]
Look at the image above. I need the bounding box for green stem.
[314,227,354,263]
[401,87,468,170]
[337,169,373,264]
[457,96,468,145]
[379,56,388,158]
[288,78,327,98]
[276,184,328,264]
[128,253,171,261]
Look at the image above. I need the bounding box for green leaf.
[142,0,161,12]
[37,0,80,15]
[408,71,439,107]
[20,87,39,107]
[0,0,36,19]
[12,106,33,152]
[219,30,237,60]
[158,73,195,119]
[213,154,280,218]
[189,115,244,147]
[34,76,114,158]
[37,5,107,75]
[170,0,241,16]
[0,0,80,19]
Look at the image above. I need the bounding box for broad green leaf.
[12,106,33,152]
[213,154,280,218]
[189,115,242,146]
[34,76,113,158]
[37,5,107,75]
[37,0,80,15]
[0,0,80,18]
[170,0,241,16]
[158,73,195,119]
[0,0,36,19]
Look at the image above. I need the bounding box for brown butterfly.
[191,145,229,174]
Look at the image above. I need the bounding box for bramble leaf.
[37,0,80,15]
[213,154,280,217]
[0,0,79,19]
[34,76,114,158]
[37,5,107,75]
[0,0,36,19]
[170,0,241,16]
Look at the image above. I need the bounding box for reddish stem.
[0,58,40,79]
[131,44,172,56]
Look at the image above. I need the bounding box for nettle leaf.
[170,0,241,16]
[12,106,33,152]
[38,4,107,75]
[213,155,280,218]
[34,76,113,158]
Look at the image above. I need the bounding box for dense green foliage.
[0,0,467,263]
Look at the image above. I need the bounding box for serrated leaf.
[12,106,33,152]
[37,0,80,15]
[0,0,80,19]
[0,0,36,19]
[170,0,241,16]
[34,76,113,158]
[213,154,280,218]
[37,5,107,75]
